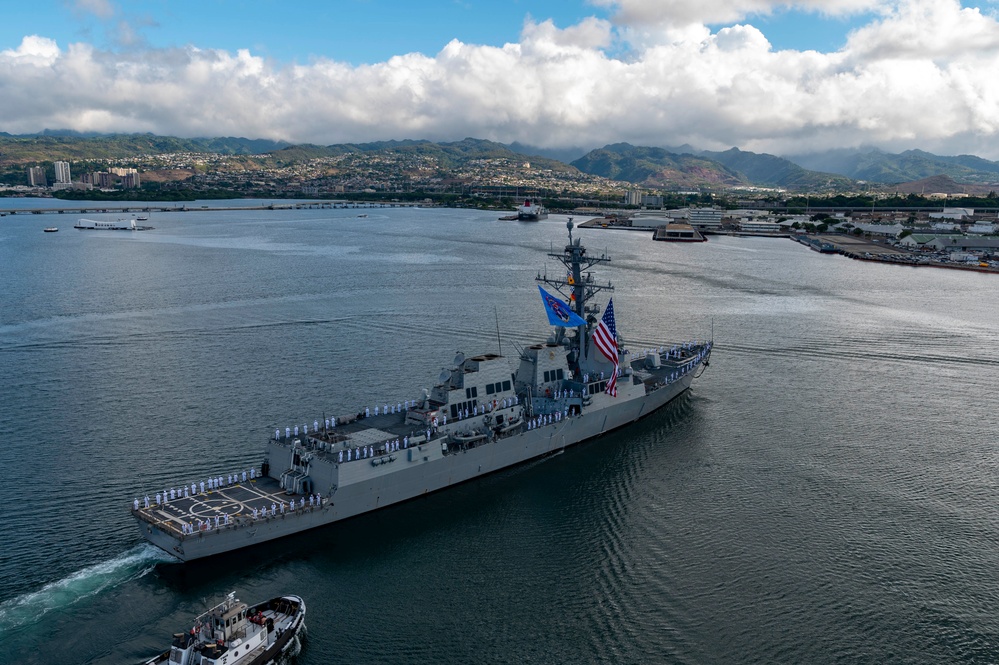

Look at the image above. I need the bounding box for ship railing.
[170,499,331,539]
[639,344,711,394]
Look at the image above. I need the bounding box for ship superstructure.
[133,220,711,561]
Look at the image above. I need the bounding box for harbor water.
[0,203,997,664]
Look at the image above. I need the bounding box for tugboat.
[132,220,711,561]
[143,592,306,665]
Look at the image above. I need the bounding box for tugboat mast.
[536,218,614,361]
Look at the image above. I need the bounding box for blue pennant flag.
[538,286,587,327]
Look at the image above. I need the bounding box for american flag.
[592,299,619,396]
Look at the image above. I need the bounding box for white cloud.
[589,0,879,28]
[522,16,614,50]
[844,0,999,60]
[1,35,61,64]
[73,0,116,20]
[2,0,999,158]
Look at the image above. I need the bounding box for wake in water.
[0,543,174,634]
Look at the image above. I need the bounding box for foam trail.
[0,543,175,634]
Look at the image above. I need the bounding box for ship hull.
[137,375,693,561]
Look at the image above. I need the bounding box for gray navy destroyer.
[133,220,712,561]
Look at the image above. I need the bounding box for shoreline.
[579,219,998,274]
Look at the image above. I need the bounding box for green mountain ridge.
[701,148,854,191]
[569,143,744,188]
[0,133,291,161]
[570,143,852,191]
[785,148,999,184]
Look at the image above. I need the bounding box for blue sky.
[2,0,875,63]
[2,0,999,158]
[7,1,596,64]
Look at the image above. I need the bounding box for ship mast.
[536,218,613,365]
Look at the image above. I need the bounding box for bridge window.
[503,380,511,391]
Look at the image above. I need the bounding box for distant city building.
[738,220,784,233]
[898,233,966,249]
[930,207,973,220]
[641,194,663,208]
[629,207,727,230]
[930,221,960,231]
[925,236,999,252]
[54,161,71,184]
[624,190,642,206]
[629,210,682,229]
[783,215,812,227]
[82,170,139,188]
[27,166,46,187]
[850,223,905,238]
[966,223,996,235]
[687,207,724,230]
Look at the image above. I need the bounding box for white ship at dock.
[517,199,548,221]
[133,219,711,561]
